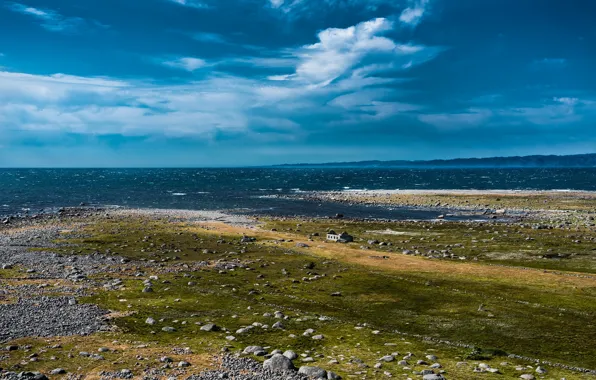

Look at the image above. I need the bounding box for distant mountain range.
[275,153,596,168]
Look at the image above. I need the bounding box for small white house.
[326,230,354,243]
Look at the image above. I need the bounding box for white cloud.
[553,97,578,106]
[266,0,403,15]
[163,57,208,72]
[419,108,493,129]
[0,17,445,140]
[166,0,211,9]
[399,0,431,26]
[270,18,440,86]
[229,56,298,68]
[510,97,596,126]
[5,2,98,33]
[269,0,285,8]
[418,98,596,130]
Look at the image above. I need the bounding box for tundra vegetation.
[0,193,595,379]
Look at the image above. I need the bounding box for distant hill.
[275,153,596,168]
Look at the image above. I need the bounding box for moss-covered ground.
[1,213,595,379]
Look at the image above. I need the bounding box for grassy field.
[1,213,596,379]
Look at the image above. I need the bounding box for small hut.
[326,230,354,243]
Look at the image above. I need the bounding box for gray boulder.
[263,354,295,371]
[283,350,298,360]
[423,375,445,380]
[243,346,266,355]
[200,323,219,332]
[299,366,327,379]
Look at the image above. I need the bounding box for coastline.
[1,201,596,378]
[277,189,596,225]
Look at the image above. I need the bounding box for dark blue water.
[1,168,595,219]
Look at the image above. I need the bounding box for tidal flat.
[0,194,595,380]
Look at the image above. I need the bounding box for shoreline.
[339,189,596,195]
[1,202,596,378]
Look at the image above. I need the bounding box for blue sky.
[0,0,594,167]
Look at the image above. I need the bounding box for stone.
[272,321,285,329]
[422,375,445,380]
[200,323,220,332]
[327,371,342,379]
[145,317,155,325]
[263,354,295,371]
[312,334,324,340]
[50,368,66,375]
[243,346,266,355]
[283,350,298,360]
[299,366,327,379]
[535,367,547,375]
[520,375,535,380]
[162,326,176,332]
[178,361,191,368]
[379,355,395,362]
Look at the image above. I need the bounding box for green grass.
[265,218,596,273]
[2,215,596,379]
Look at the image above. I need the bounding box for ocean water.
[1,168,595,220]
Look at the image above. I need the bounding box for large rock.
[200,323,219,332]
[243,346,266,355]
[423,375,445,380]
[263,354,295,371]
[283,350,298,360]
[299,366,327,379]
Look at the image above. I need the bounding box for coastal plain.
[1,191,595,380]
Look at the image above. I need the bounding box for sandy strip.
[111,208,259,227]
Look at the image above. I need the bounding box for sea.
[1,168,595,220]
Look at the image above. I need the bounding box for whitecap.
[172,193,187,196]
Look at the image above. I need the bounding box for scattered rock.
[200,323,220,332]
[263,354,295,371]
[299,366,327,379]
